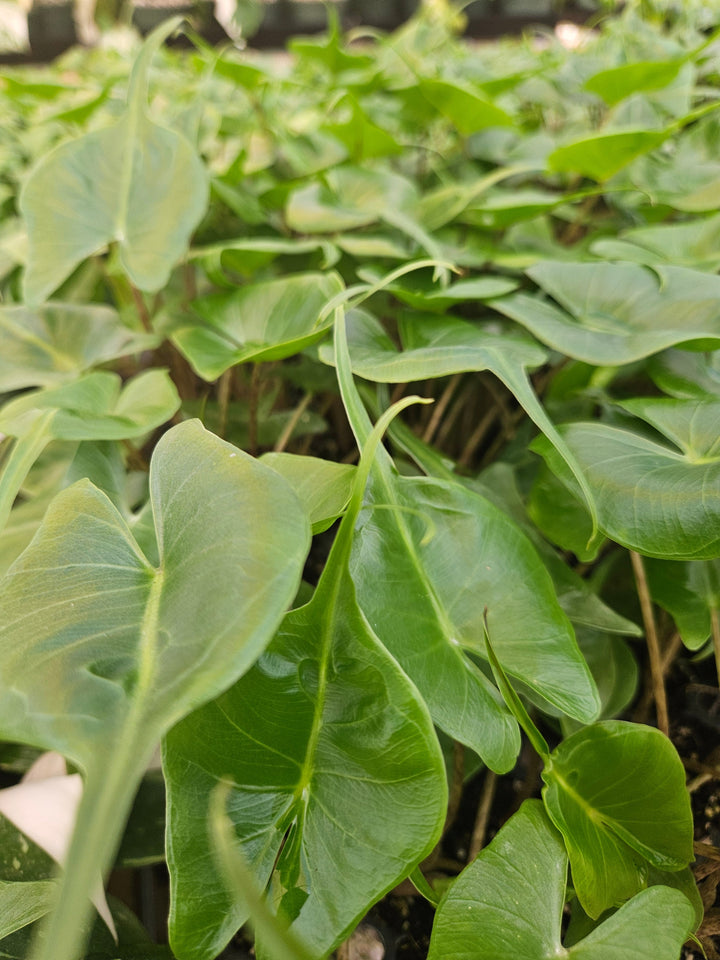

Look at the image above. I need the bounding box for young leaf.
[259,453,355,534]
[0,370,180,534]
[169,272,344,380]
[164,385,447,960]
[0,303,156,391]
[492,261,720,365]
[542,721,694,918]
[0,419,310,960]
[319,307,600,541]
[21,18,209,303]
[533,422,720,560]
[427,800,695,960]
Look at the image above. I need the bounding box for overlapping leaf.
[428,800,695,960]
[169,272,344,380]
[0,303,155,391]
[492,261,720,364]
[542,721,693,918]
[0,420,310,960]
[164,388,447,960]
[533,418,720,559]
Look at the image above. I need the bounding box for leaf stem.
[469,770,497,860]
[630,550,669,736]
[711,608,720,690]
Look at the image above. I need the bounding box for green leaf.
[427,800,695,960]
[20,19,209,303]
[533,421,720,559]
[590,212,720,272]
[382,273,518,313]
[542,721,694,918]
[399,78,514,135]
[645,557,719,650]
[0,370,180,534]
[0,303,155,391]
[584,59,686,106]
[285,166,417,234]
[164,376,446,960]
[319,307,600,541]
[169,272,344,380]
[0,419,311,960]
[618,396,720,460]
[0,880,57,940]
[259,453,355,534]
[547,129,670,181]
[493,261,720,364]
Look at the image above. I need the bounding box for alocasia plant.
[0,3,717,958]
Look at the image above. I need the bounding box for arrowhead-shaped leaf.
[492,261,720,365]
[170,272,344,380]
[20,19,209,303]
[164,353,447,960]
[542,721,693,918]
[319,307,600,541]
[533,420,720,559]
[428,800,695,960]
[0,419,311,960]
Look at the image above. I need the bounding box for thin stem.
[217,369,233,440]
[443,740,465,835]
[469,770,497,861]
[457,406,497,469]
[130,284,152,333]
[630,550,669,736]
[711,608,720,689]
[274,394,314,453]
[422,374,462,444]
[248,363,261,457]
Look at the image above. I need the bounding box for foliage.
[0,3,718,958]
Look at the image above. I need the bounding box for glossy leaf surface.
[533,422,720,559]
[164,387,446,960]
[0,420,310,960]
[170,272,344,379]
[542,721,693,918]
[428,800,694,960]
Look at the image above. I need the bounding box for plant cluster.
[0,3,719,958]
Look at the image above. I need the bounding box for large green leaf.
[0,303,155,391]
[533,420,720,559]
[492,261,720,364]
[169,272,344,380]
[164,372,447,960]
[0,419,310,960]
[338,330,598,750]
[427,800,695,960]
[542,721,693,918]
[319,308,599,539]
[20,19,209,304]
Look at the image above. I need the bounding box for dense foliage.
[0,3,719,958]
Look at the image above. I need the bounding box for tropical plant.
[0,2,718,958]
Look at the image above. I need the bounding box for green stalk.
[29,747,152,960]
